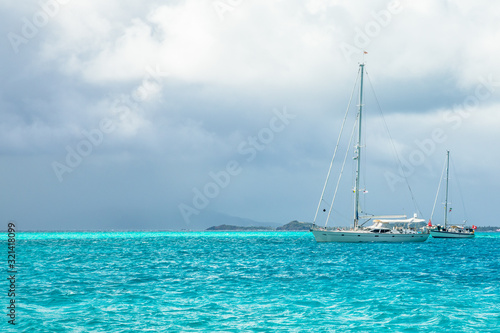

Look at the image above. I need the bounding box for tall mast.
[444,150,450,228]
[354,63,365,230]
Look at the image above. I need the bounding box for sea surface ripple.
[6,231,500,332]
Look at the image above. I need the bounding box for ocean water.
[4,231,500,332]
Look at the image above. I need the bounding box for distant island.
[206,224,275,231]
[475,226,500,232]
[276,221,314,231]
[206,220,313,231]
[206,222,500,232]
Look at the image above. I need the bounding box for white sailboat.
[310,63,429,243]
[429,151,475,238]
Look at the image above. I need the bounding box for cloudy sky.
[1,0,499,231]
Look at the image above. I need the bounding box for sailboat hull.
[311,230,429,243]
[430,230,475,239]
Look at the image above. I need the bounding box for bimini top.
[376,217,425,223]
[364,213,425,224]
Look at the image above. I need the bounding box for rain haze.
[1,0,499,231]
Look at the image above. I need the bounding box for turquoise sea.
[4,231,500,332]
